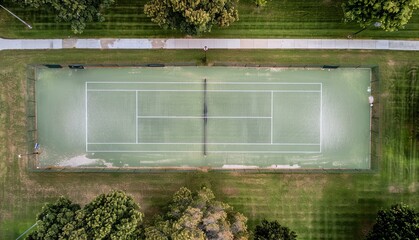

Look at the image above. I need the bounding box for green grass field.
[0,0,418,39]
[0,49,418,239]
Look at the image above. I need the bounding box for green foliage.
[27,197,80,240]
[144,187,249,240]
[254,0,268,7]
[27,191,143,240]
[143,0,239,35]
[76,190,143,239]
[253,219,297,240]
[366,203,419,239]
[13,0,115,34]
[342,0,419,31]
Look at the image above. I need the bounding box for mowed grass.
[0,0,418,39]
[0,49,418,239]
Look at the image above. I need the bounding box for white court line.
[136,91,138,144]
[86,150,321,153]
[87,89,321,93]
[86,81,322,85]
[85,82,323,153]
[87,142,320,145]
[369,68,372,169]
[208,151,321,153]
[320,83,323,152]
[137,116,272,119]
[85,82,88,152]
[86,150,203,153]
[271,91,274,144]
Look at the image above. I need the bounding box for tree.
[144,187,249,240]
[342,0,419,32]
[27,197,80,240]
[144,0,239,36]
[27,191,143,240]
[13,0,115,34]
[366,203,419,240]
[74,190,143,239]
[253,219,297,240]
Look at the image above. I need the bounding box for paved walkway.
[1,38,418,51]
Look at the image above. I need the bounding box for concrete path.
[1,38,418,51]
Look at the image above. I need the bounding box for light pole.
[347,27,366,39]
[203,46,208,64]
[0,4,32,29]
[18,143,40,158]
[347,22,382,39]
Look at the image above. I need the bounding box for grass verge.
[0,49,418,239]
[0,0,418,39]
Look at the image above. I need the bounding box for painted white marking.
[271,91,274,144]
[320,83,323,152]
[136,91,138,143]
[87,89,321,93]
[85,82,88,152]
[137,116,272,119]
[86,150,321,153]
[87,142,320,145]
[86,81,322,85]
[85,81,323,154]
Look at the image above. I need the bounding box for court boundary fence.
[25,64,380,173]
[26,65,38,170]
[370,66,380,171]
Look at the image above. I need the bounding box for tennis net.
[203,78,208,156]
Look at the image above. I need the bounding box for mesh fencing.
[369,66,380,171]
[26,65,38,170]
[27,64,380,173]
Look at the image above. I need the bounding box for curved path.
[0,38,418,51]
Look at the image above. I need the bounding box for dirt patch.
[408,182,418,193]
[63,39,77,48]
[388,185,404,193]
[0,162,7,179]
[100,39,117,49]
[380,91,390,99]
[387,60,396,66]
[151,39,167,49]
[222,187,239,196]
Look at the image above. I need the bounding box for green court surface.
[34,66,372,170]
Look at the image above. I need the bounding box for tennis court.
[34,66,372,170]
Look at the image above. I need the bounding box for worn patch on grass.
[388,185,404,193]
[222,187,240,196]
[408,182,418,193]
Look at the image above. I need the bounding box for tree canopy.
[253,219,297,240]
[366,203,419,240]
[144,187,249,240]
[342,0,419,31]
[27,197,81,240]
[27,191,143,240]
[144,0,239,35]
[13,0,115,34]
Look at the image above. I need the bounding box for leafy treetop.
[342,0,419,31]
[144,0,239,35]
[27,191,143,240]
[13,0,115,34]
[144,186,249,240]
[253,219,297,240]
[366,203,419,240]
